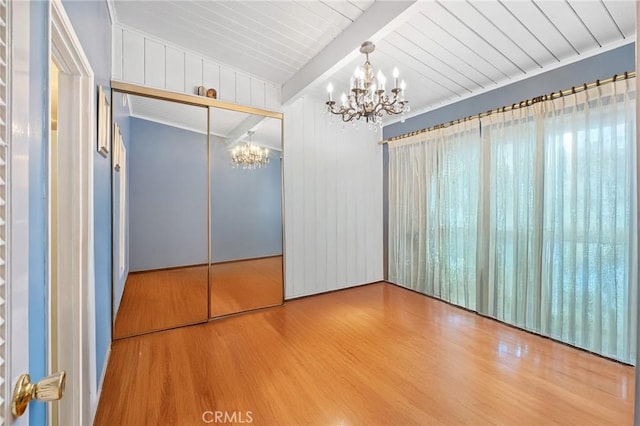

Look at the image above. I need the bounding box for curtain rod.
[381,70,636,144]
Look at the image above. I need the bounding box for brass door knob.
[11,371,66,417]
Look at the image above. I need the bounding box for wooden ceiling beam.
[281,1,419,105]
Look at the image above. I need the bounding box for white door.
[7,0,97,424]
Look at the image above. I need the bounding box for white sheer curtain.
[479,79,637,363]
[388,119,480,310]
[540,78,637,362]
[479,105,545,332]
[388,77,637,364]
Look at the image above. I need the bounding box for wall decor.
[97,85,110,157]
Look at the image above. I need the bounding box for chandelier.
[325,41,409,130]
[231,131,270,169]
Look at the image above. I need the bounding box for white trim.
[50,1,97,425]
[383,37,637,127]
[91,347,110,421]
[105,0,117,25]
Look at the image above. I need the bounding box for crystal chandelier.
[231,131,270,169]
[325,41,410,131]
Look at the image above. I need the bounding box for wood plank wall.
[112,28,384,299]
[283,97,383,298]
[113,24,281,110]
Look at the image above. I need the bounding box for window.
[389,79,637,363]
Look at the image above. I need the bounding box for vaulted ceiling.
[112,0,375,84]
[113,0,636,122]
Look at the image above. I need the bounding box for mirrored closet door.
[111,91,209,338]
[111,83,284,338]
[209,107,284,317]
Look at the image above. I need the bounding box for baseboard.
[91,345,111,423]
[284,280,384,301]
[129,262,208,274]
[211,254,283,266]
[383,280,479,315]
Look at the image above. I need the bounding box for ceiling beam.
[224,114,268,146]
[225,116,283,152]
[281,0,419,105]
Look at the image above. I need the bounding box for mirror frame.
[110,80,285,339]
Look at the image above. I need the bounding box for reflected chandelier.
[325,41,409,131]
[231,131,270,169]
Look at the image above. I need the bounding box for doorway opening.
[48,1,97,423]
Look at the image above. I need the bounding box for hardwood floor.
[96,282,633,425]
[113,266,209,338]
[210,256,283,317]
[114,257,284,338]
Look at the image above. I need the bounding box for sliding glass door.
[540,81,637,361]
[388,78,637,363]
[388,120,480,311]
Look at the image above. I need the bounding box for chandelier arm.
[384,107,401,116]
[349,109,361,122]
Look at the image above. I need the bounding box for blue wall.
[211,136,283,262]
[128,118,283,270]
[382,43,636,280]
[112,92,130,315]
[129,118,209,271]
[61,0,112,383]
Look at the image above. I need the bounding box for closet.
[111,83,284,338]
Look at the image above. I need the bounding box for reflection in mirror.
[112,92,209,338]
[209,108,283,317]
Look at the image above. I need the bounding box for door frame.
[49,0,97,424]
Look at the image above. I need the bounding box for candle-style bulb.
[401,80,406,91]
[327,82,333,101]
[341,92,347,106]
[393,67,399,78]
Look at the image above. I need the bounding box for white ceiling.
[309,0,636,118]
[112,0,375,84]
[128,94,208,134]
[128,94,283,151]
[113,0,636,124]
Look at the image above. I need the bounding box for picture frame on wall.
[97,85,110,158]
[113,122,122,171]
